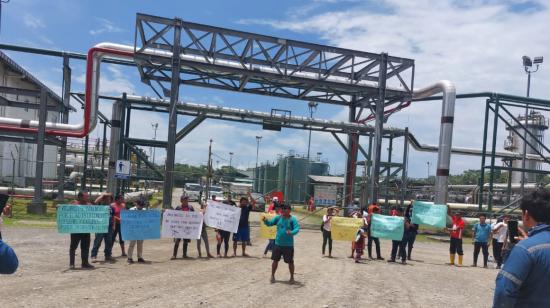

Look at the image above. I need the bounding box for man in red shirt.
[448,209,465,266]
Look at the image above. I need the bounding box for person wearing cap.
[262,203,300,284]
[111,193,127,257]
[127,200,147,264]
[172,195,194,259]
[447,208,465,266]
[69,191,94,269]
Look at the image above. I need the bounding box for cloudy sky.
[2,0,550,177]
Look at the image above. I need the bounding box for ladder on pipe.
[495,196,523,216]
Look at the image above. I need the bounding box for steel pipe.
[412,80,456,205]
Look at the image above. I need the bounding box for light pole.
[521,56,543,196]
[255,136,262,170]
[306,101,318,159]
[229,152,234,170]
[426,161,430,184]
[151,123,158,164]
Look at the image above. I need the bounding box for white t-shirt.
[322,215,332,231]
[492,222,508,243]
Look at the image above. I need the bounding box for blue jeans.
[91,231,113,258]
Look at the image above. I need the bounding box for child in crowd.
[354,224,368,263]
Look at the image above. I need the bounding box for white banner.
[161,209,203,239]
[314,184,337,206]
[204,200,241,233]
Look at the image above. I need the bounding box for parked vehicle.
[250,193,266,212]
[183,183,203,201]
[204,185,224,201]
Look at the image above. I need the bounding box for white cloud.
[23,13,45,29]
[89,18,124,36]
[239,0,550,176]
[76,65,135,95]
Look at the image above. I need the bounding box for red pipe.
[0,47,134,137]
[358,101,412,124]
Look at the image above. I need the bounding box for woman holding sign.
[172,195,194,259]
[321,207,337,258]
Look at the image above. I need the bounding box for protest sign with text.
[411,201,447,229]
[57,205,110,234]
[331,217,364,241]
[121,210,161,241]
[161,209,203,239]
[204,200,241,233]
[260,213,277,239]
[370,214,404,241]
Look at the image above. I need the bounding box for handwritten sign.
[204,200,241,233]
[161,209,203,239]
[411,201,448,229]
[331,217,364,241]
[121,210,161,241]
[370,214,404,241]
[57,205,110,234]
[260,213,277,239]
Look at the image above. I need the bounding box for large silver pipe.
[412,80,456,205]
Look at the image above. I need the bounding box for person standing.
[492,215,510,269]
[403,203,419,261]
[471,213,492,268]
[215,196,235,258]
[233,194,255,257]
[388,207,409,264]
[91,193,115,263]
[448,209,465,267]
[493,189,550,307]
[111,193,127,257]
[367,206,384,260]
[263,197,280,257]
[322,207,336,258]
[0,239,18,274]
[354,224,368,263]
[171,195,194,259]
[262,203,300,284]
[69,191,94,269]
[127,200,146,264]
[196,206,214,259]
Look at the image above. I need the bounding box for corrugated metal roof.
[308,175,344,184]
[0,50,64,107]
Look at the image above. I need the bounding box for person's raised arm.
[263,215,279,227]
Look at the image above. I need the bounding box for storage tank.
[264,164,278,194]
[504,111,548,183]
[277,157,287,192]
[257,165,265,194]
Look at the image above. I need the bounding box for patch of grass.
[4,198,58,222]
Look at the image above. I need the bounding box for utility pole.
[151,122,158,164]
[205,139,213,207]
[306,101,318,202]
[520,55,543,197]
[229,152,234,169]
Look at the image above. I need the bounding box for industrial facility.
[0,12,547,218]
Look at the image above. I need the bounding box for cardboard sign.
[57,205,110,234]
[161,209,203,240]
[370,214,404,241]
[411,201,448,229]
[121,210,161,241]
[260,213,277,239]
[204,200,241,233]
[330,217,364,241]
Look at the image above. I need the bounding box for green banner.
[370,214,404,241]
[411,201,447,229]
[57,205,110,234]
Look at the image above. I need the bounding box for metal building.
[0,51,63,187]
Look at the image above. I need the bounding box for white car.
[204,185,224,201]
[183,183,203,201]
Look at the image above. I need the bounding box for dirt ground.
[1,216,498,308]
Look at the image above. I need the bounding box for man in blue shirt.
[471,213,492,268]
[493,189,550,307]
[262,203,300,284]
[0,239,18,274]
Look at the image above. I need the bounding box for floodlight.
[522,56,532,67]
[534,56,544,64]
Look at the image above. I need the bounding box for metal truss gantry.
[133,13,415,207]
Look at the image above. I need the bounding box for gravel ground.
[0,221,498,308]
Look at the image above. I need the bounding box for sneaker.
[69,264,76,270]
[407,256,412,261]
[127,258,134,264]
[387,259,396,263]
[121,253,127,257]
[376,257,385,261]
[171,256,177,260]
[401,260,407,265]
[91,257,98,263]
[105,256,116,262]
[483,265,488,268]
[82,263,95,269]
[471,264,477,267]
[137,258,146,263]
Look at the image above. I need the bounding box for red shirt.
[450,216,465,239]
[111,202,126,221]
